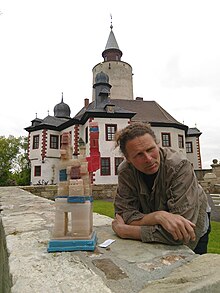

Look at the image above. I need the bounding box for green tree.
[0,136,30,186]
[11,136,31,186]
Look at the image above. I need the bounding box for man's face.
[125,133,160,175]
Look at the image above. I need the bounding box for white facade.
[153,126,187,156]
[185,136,201,169]
[28,119,202,185]
[91,117,130,184]
[26,25,202,186]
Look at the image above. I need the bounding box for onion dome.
[54,93,71,118]
[95,71,109,84]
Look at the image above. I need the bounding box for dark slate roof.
[42,115,69,126]
[112,99,187,127]
[25,98,189,133]
[73,98,188,131]
[105,29,120,50]
[73,100,135,122]
[25,115,71,132]
[187,127,202,136]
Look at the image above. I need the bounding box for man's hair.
[115,122,158,156]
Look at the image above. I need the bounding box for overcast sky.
[0,0,219,169]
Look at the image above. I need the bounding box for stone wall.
[0,217,12,293]
[21,184,117,200]
[21,185,57,200]
[92,184,117,199]
[1,187,220,292]
[194,169,212,181]
[195,163,220,194]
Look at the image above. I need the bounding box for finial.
[61,92,64,102]
[35,113,37,118]
[47,110,49,115]
[195,123,197,128]
[110,13,113,30]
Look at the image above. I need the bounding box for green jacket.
[114,147,208,250]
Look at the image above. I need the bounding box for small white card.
[98,239,116,248]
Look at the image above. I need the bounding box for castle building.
[25,24,202,186]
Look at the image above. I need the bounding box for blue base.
[47,232,97,252]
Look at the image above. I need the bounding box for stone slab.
[1,187,220,293]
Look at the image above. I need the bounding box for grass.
[93,200,220,254]
[93,200,114,218]
[208,221,220,254]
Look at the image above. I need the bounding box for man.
[112,123,210,254]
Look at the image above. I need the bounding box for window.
[105,124,117,141]
[178,135,184,149]
[50,135,59,149]
[186,142,193,153]
[101,157,111,176]
[115,157,124,175]
[161,133,171,147]
[34,166,41,176]
[33,135,39,149]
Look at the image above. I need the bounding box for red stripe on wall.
[74,125,79,154]
[41,129,47,162]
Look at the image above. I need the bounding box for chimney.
[84,98,89,108]
[136,97,143,101]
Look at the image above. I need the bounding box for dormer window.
[105,104,115,113]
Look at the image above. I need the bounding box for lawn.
[93,200,220,254]
[93,199,114,218]
[208,221,220,254]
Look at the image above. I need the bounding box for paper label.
[98,239,115,248]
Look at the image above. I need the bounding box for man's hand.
[112,214,141,240]
[155,211,196,243]
[112,214,126,238]
[123,211,196,244]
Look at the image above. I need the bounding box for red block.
[86,155,100,172]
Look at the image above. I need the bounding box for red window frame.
[34,166,41,176]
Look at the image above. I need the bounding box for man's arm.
[112,214,141,240]
[130,211,196,242]
[112,212,196,243]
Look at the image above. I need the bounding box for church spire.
[102,16,122,62]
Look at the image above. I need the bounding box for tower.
[92,22,134,101]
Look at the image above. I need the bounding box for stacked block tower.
[48,122,100,252]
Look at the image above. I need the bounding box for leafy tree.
[0,136,30,186]
[11,136,31,186]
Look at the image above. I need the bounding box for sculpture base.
[47,231,97,252]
